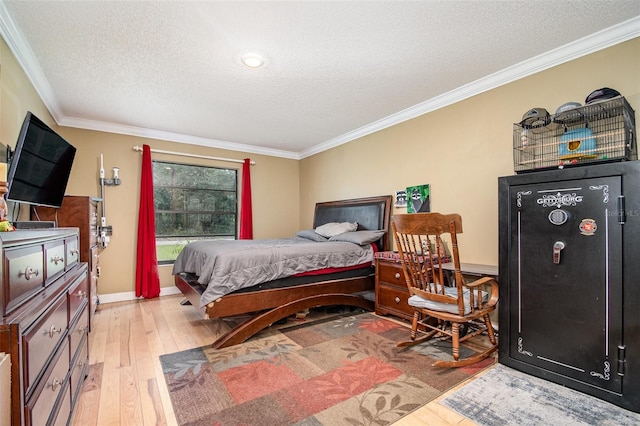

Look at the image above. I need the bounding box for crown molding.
[299,16,640,159]
[0,2,64,122]
[60,115,301,160]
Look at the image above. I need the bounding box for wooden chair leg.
[432,318,499,368]
[398,311,440,349]
[409,311,419,340]
[451,322,460,361]
[398,311,499,368]
[483,315,497,344]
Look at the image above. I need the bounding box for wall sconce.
[103,167,121,186]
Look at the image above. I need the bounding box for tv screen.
[6,112,76,208]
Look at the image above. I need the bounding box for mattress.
[172,236,374,307]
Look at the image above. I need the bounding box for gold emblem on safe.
[579,218,597,236]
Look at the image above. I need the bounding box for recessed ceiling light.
[241,52,265,68]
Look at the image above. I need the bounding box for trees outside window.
[152,161,237,263]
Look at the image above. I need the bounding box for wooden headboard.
[313,195,393,250]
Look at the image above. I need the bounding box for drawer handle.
[70,248,79,256]
[78,360,87,368]
[20,266,40,280]
[394,272,401,280]
[51,255,64,265]
[51,378,63,392]
[76,290,86,298]
[46,325,62,338]
[77,326,88,335]
[394,297,401,304]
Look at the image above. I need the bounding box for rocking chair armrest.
[465,276,494,288]
[465,276,499,307]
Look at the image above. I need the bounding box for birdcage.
[513,96,636,173]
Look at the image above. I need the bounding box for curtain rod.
[132,145,255,165]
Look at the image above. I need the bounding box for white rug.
[441,364,640,426]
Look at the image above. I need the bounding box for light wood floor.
[70,294,490,425]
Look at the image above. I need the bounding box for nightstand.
[374,253,413,321]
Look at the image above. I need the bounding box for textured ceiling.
[1,1,639,159]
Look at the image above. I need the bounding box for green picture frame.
[406,184,430,213]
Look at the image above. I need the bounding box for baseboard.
[98,286,182,305]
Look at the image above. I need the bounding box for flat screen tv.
[6,111,76,208]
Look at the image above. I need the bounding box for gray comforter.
[172,237,374,307]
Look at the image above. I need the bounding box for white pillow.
[314,222,357,238]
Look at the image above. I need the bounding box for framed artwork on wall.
[406,184,430,213]
[395,190,407,207]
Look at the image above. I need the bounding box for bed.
[174,195,392,348]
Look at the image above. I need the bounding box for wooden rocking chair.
[391,213,498,367]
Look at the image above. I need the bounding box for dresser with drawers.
[0,228,89,425]
[374,252,414,321]
[32,196,101,330]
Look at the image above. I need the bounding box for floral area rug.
[159,311,495,426]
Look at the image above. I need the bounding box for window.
[153,161,237,263]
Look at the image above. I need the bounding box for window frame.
[152,160,238,265]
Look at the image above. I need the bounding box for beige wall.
[0,38,54,156]
[1,34,638,297]
[300,37,640,266]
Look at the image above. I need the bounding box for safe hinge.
[617,345,626,376]
[617,196,626,224]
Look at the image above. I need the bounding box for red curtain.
[135,144,160,298]
[239,158,253,239]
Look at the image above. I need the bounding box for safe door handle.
[553,241,565,264]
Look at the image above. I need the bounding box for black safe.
[498,161,640,413]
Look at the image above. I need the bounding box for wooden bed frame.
[174,195,392,348]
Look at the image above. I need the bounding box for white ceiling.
[1,1,639,160]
